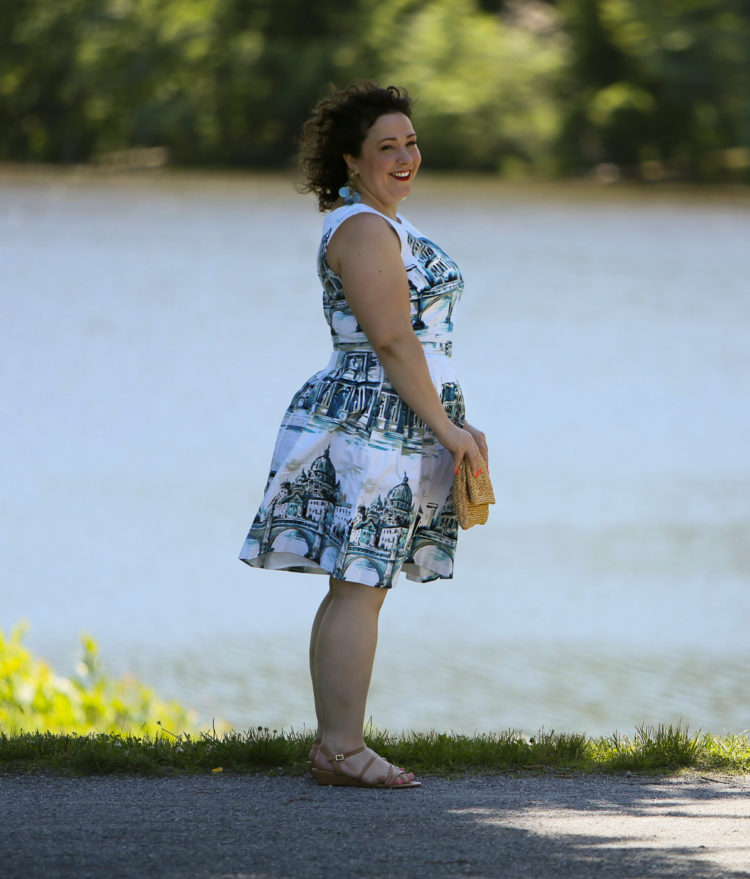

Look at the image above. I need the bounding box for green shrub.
[0,624,194,736]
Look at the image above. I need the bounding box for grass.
[1,724,748,777]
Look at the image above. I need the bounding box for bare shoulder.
[327,211,401,274]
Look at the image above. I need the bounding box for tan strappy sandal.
[311,744,421,789]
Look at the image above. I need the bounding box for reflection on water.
[1,169,749,735]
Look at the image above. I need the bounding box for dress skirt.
[239,343,463,588]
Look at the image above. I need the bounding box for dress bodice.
[318,204,463,354]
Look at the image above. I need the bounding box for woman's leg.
[308,586,333,749]
[310,576,415,784]
[312,577,386,751]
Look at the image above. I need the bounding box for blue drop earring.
[338,172,361,205]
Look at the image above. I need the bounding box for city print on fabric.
[239,204,466,588]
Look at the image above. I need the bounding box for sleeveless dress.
[239,203,465,588]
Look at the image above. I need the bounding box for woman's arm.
[327,213,485,475]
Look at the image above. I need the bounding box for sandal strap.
[356,751,379,783]
[317,743,367,775]
[383,763,409,787]
[356,749,409,786]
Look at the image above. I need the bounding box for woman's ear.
[343,154,358,176]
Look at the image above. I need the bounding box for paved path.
[2,772,749,878]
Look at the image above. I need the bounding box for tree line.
[1,0,748,180]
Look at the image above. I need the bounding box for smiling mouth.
[390,170,412,180]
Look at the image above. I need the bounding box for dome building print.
[281,351,464,455]
[243,444,459,588]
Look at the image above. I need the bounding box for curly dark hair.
[298,81,413,212]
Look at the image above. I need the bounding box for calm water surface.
[2,169,749,735]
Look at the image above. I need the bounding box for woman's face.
[345,112,421,214]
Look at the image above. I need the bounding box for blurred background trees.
[1,0,748,179]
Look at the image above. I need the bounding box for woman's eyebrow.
[377,133,417,144]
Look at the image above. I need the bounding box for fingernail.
[454,469,459,475]
[474,471,480,478]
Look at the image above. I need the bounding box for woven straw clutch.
[452,458,495,529]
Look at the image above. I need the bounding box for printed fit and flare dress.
[239,203,465,588]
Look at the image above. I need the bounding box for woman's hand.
[463,421,489,467]
[436,423,486,477]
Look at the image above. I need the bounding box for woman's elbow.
[370,330,414,360]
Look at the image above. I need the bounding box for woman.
[239,82,488,788]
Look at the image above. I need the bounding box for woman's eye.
[380,141,417,151]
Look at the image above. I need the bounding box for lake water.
[2,168,749,736]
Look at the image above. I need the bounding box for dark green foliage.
[556,0,750,177]
[0,1,748,175]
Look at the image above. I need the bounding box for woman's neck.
[356,184,400,220]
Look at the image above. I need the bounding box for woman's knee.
[329,577,387,608]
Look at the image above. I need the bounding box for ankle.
[320,735,365,757]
